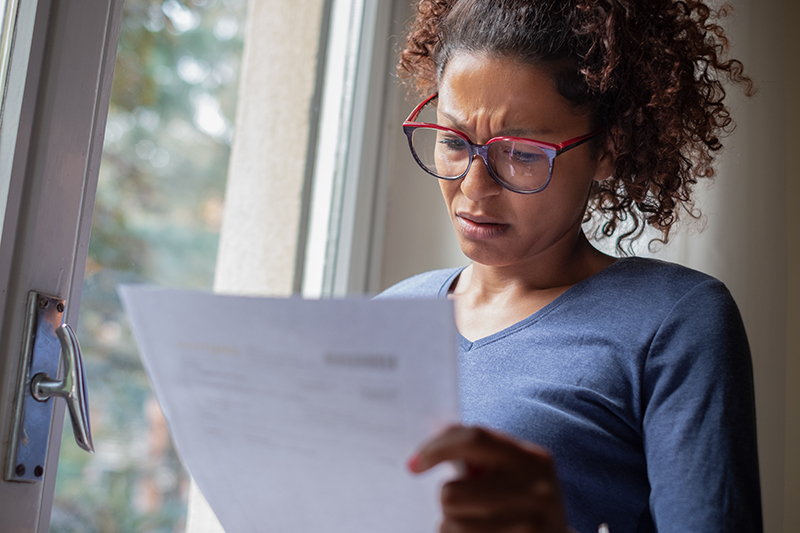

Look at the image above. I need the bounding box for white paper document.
[119,286,460,533]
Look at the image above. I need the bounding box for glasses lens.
[411,127,471,179]
[487,140,552,192]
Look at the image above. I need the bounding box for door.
[0,0,124,530]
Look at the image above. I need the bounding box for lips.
[457,212,503,224]
[455,212,509,240]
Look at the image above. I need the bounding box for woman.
[378,0,762,532]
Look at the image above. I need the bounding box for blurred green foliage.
[51,0,246,531]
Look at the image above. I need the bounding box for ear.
[592,134,617,182]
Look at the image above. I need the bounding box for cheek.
[438,179,459,208]
[522,169,594,225]
[549,160,597,202]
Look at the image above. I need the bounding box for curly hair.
[398,0,754,252]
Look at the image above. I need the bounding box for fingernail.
[407,454,420,472]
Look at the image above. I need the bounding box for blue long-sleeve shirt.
[378,257,762,533]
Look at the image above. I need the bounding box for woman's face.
[436,52,614,269]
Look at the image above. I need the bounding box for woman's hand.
[408,425,570,533]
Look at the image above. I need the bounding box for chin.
[458,241,518,268]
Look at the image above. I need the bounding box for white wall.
[667,1,790,530]
[214,0,328,298]
[783,1,799,530]
[376,1,467,290]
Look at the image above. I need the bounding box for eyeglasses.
[402,93,602,194]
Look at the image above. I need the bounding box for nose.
[460,154,503,201]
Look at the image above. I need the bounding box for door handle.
[5,292,94,483]
[31,324,94,453]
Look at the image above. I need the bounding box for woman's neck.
[450,233,616,341]
[454,232,615,297]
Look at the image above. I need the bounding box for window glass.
[0,0,12,106]
[50,1,246,531]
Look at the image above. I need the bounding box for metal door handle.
[31,324,94,453]
[6,292,94,482]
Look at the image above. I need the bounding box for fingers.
[408,425,569,533]
[439,490,567,533]
[439,517,546,533]
[441,471,558,519]
[409,425,554,477]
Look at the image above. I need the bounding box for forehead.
[437,52,588,137]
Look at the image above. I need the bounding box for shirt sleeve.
[642,280,762,532]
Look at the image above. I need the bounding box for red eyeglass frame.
[402,93,603,194]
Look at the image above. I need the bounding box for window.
[51,1,247,530]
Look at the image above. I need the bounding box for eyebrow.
[437,109,555,139]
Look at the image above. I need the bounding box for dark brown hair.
[398,0,754,252]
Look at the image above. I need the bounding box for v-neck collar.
[442,258,632,350]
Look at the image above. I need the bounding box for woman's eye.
[508,148,543,164]
[438,136,468,152]
[511,151,539,163]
